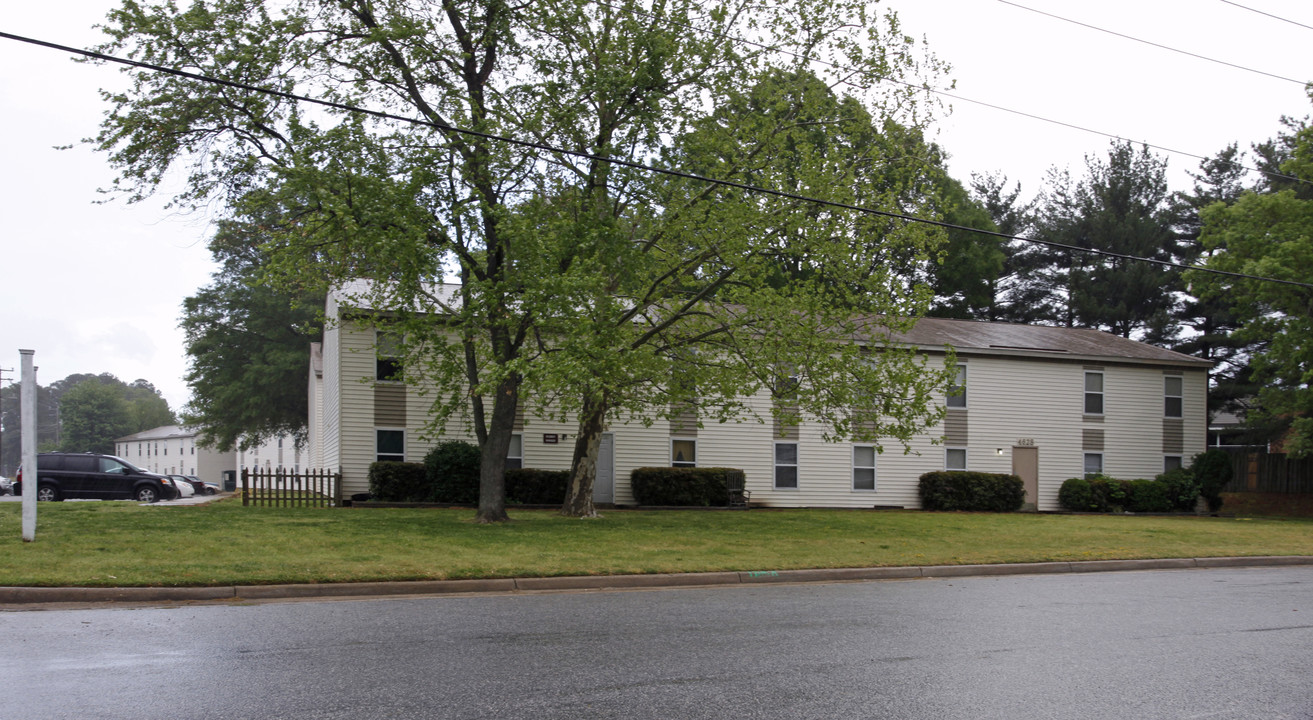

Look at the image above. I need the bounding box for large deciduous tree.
[93,0,946,521]
[181,214,323,451]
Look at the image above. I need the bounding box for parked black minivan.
[13,453,179,503]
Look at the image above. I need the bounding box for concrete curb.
[3,556,1310,605]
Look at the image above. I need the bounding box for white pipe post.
[20,350,37,542]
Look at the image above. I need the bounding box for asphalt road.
[3,566,1311,720]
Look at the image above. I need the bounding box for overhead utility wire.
[593,0,1311,190]
[3,30,1310,291]
[1000,0,1310,87]
[1219,0,1313,32]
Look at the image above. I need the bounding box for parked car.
[0,476,11,495]
[171,475,196,498]
[188,476,220,495]
[170,475,206,496]
[13,453,179,503]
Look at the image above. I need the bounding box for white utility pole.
[20,350,37,542]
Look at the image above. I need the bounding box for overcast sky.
[1,0,1310,412]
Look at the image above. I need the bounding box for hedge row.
[917,471,1025,512]
[369,440,571,505]
[630,467,747,506]
[1056,450,1233,513]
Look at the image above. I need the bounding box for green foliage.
[917,471,1025,512]
[367,462,429,503]
[506,469,570,505]
[1192,450,1233,512]
[59,381,133,455]
[630,467,747,507]
[1058,478,1095,511]
[1156,467,1201,511]
[180,213,324,452]
[425,441,483,505]
[1126,479,1173,513]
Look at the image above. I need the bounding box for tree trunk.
[476,374,519,523]
[560,394,608,518]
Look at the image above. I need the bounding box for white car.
[0,476,10,495]
[172,476,195,498]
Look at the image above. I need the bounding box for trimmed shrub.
[1155,467,1200,511]
[1126,479,1172,513]
[1192,449,1232,512]
[918,471,1025,512]
[1058,477,1096,511]
[368,461,429,502]
[506,469,570,505]
[425,441,482,504]
[630,467,747,506]
[1086,474,1130,512]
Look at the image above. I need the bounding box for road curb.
[3,556,1311,605]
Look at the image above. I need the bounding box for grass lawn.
[1,498,1310,588]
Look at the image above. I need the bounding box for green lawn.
[1,499,1310,587]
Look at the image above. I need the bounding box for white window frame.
[376,329,403,383]
[774,442,799,490]
[852,445,877,491]
[1084,452,1104,477]
[1164,375,1184,419]
[1084,370,1105,415]
[375,428,406,463]
[946,364,967,409]
[671,437,697,468]
[945,447,968,471]
[507,433,524,470]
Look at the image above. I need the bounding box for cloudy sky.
[1,0,1310,412]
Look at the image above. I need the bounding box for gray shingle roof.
[889,317,1212,367]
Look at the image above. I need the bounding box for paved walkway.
[2,555,1310,606]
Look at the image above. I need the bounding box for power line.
[1219,0,1313,32]
[593,0,1311,190]
[1,29,1310,291]
[1000,0,1311,86]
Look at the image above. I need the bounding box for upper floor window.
[671,439,697,468]
[947,364,967,408]
[1164,376,1183,418]
[1084,371,1104,415]
[376,330,403,382]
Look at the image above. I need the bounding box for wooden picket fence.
[241,467,342,508]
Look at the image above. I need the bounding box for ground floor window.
[671,438,697,468]
[853,445,876,491]
[1084,452,1104,476]
[376,429,405,462]
[1164,455,1183,472]
[945,447,967,471]
[774,442,799,489]
[507,433,523,470]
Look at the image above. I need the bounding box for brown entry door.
[1012,446,1039,511]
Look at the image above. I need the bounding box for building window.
[671,438,697,468]
[947,364,966,408]
[376,429,405,462]
[507,434,523,470]
[774,442,798,489]
[1164,455,1183,472]
[1164,376,1183,418]
[1084,452,1104,477]
[1084,371,1104,415]
[853,446,876,491]
[945,447,967,471]
[376,330,403,382]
